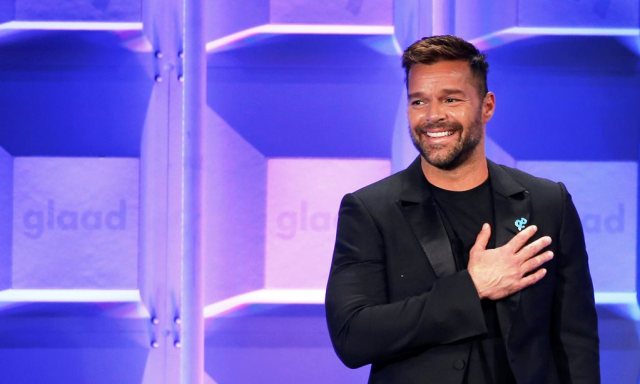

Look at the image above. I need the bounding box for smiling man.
[325,35,599,384]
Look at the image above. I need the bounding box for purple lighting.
[1,0,639,382]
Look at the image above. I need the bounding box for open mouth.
[426,131,454,138]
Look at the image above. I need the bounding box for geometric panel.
[269,0,392,25]
[206,305,369,384]
[0,31,151,158]
[0,147,12,290]
[518,0,638,29]
[201,109,267,304]
[265,158,389,289]
[454,0,638,42]
[206,0,392,42]
[517,161,637,295]
[486,36,640,162]
[14,0,141,22]
[0,1,13,24]
[12,157,138,289]
[0,348,148,384]
[207,33,402,158]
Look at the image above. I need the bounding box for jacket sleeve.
[325,193,487,368]
[551,183,600,383]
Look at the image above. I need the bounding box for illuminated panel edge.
[0,21,143,31]
[203,289,325,318]
[471,26,639,50]
[206,24,394,52]
[0,288,142,302]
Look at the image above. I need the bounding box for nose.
[425,103,446,124]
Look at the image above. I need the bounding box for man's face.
[407,60,494,170]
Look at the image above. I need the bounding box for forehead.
[407,60,474,92]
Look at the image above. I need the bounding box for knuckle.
[529,242,543,253]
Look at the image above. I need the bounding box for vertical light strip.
[432,0,455,35]
[181,0,205,381]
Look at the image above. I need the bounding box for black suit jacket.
[325,158,599,384]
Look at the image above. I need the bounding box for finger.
[519,251,553,275]
[505,225,538,252]
[512,268,547,292]
[517,236,552,261]
[470,223,491,253]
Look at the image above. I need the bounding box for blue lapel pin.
[514,217,528,231]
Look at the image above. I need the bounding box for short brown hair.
[402,35,489,96]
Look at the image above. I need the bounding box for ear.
[481,92,496,123]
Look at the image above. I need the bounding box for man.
[325,35,599,384]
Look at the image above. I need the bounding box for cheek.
[407,110,423,127]
[448,109,468,125]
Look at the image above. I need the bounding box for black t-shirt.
[429,178,516,384]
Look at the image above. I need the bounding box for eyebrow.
[408,89,467,99]
[439,88,467,96]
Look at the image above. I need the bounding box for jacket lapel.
[396,159,532,339]
[397,158,457,277]
[488,161,531,340]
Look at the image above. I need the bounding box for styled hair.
[402,35,489,96]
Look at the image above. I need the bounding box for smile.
[426,131,454,138]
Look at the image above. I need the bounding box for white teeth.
[426,131,453,138]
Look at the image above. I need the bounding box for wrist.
[467,269,490,299]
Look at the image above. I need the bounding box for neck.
[421,153,489,192]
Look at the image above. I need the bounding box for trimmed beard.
[410,115,483,171]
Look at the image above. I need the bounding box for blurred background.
[0,0,638,382]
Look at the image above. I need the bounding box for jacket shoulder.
[494,163,562,191]
[492,162,569,218]
[350,168,405,203]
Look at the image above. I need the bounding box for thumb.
[471,223,491,253]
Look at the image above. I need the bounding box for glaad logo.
[276,200,338,240]
[581,204,624,234]
[23,199,127,239]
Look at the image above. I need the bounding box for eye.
[410,99,425,106]
[444,97,460,103]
